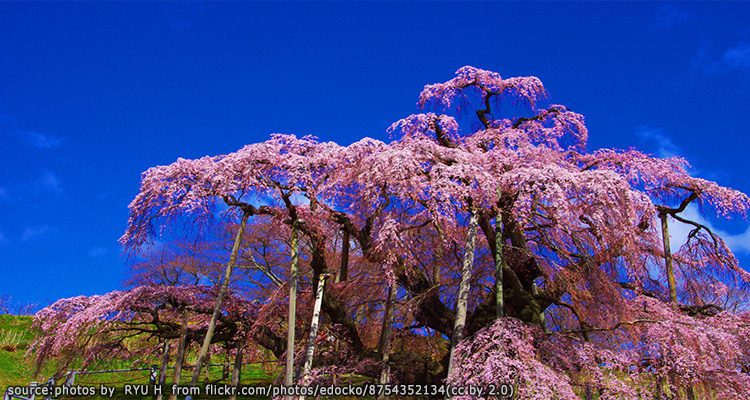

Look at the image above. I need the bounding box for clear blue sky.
[1,2,749,308]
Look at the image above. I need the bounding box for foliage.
[31,66,750,396]
[30,285,258,376]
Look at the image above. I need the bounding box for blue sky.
[1,2,749,308]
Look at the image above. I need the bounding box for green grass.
[0,314,50,391]
[0,319,373,400]
[0,315,383,399]
[0,314,284,398]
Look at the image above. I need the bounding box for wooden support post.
[229,344,243,400]
[494,213,504,319]
[285,221,301,389]
[149,365,158,385]
[64,371,76,387]
[660,213,678,304]
[447,210,479,377]
[156,342,170,400]
[190,212,250,388]
[378,282,397,399]
[302,273,330,379]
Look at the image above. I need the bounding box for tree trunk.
[355,304,366,324]
[284,221,301,387]
[655,376,663,399]
[222,353,231,381]
[262,348,273,374]
[446,210,478,377]
[302,273,328,379]
[531,282,548,333]
[660,213,678,304]
[157,341,170,400]
[378,282,397,398]
[494,215,504,319]
[169,325,188,400]
[433,223,446,284]
[229,344,243,400]
[584,385,593,400]
[203,354,211,383]
[686,385,696,400]
[190,212,250,387]
[337,230,350,282]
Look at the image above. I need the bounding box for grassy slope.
[0,315,277,394]
[0,314,387,399]
[0,314,45,390]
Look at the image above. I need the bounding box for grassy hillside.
[0,315,379,399]
[0,314,42,390]
[0,314,277,395]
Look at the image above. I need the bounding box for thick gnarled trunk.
[337,230,350,282]
[275,206,548,387]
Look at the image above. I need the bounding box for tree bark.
[433,223,445,285]
[686,385,696,400]
[378,282,397,398]
[190,211,250,387]
[285,221,301,387]
[337,230,350,282]
[476,213,546,328]
[494,214,504,319]
[655,376,663,399]
[660,213,678,304]
[447,211,479,377]
[531,282,548,333]
[584,384,593,400]
[302,273,328,379]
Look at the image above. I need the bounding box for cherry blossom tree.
[30,285,258,384]
[98,65,750,396]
